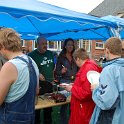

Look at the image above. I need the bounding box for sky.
[38,0,104,14]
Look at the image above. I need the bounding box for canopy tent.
[0,13,113,40]
[47,27,113,41]
[0,0,118,40]
[101,15,124,39]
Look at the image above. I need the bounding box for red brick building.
[91,40,104,61]
[21,40,105,62]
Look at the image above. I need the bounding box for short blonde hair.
[0,28,22,52]
[105,37,122,55]
[73,48,89,60]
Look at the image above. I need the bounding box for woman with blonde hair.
[0,28,39,124]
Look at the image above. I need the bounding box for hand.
[39,74,45,81]
[91,83,98,91]
[69,83,74,86]
[64,85,72,92]
[61,67,67,74]
[51,79,59,85]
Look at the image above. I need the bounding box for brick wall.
[91,40,104,61]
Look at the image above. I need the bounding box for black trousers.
[35,107,52,124]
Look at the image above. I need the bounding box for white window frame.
[21,40,26,47]
[47,41,59,51]
[80,39,91,52]
[95,42,104,49]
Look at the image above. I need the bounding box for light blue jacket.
[90,58,124,124]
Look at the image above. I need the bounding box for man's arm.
[0,62,17,105]
[39,73,45,81]
[92,68,119,110]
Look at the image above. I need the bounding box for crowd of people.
[0,28,124,124]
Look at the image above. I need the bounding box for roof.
[89,0,124,17]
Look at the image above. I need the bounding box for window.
[47,41,58,51]
[33,40,59,51]
[95,42,104,49]
[80,40,91,52]
[75,40,80,49]
[21,40,29,47]
[21,40,26,47]
[60,41,64,50]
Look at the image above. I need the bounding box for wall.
[91,40,104,61]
